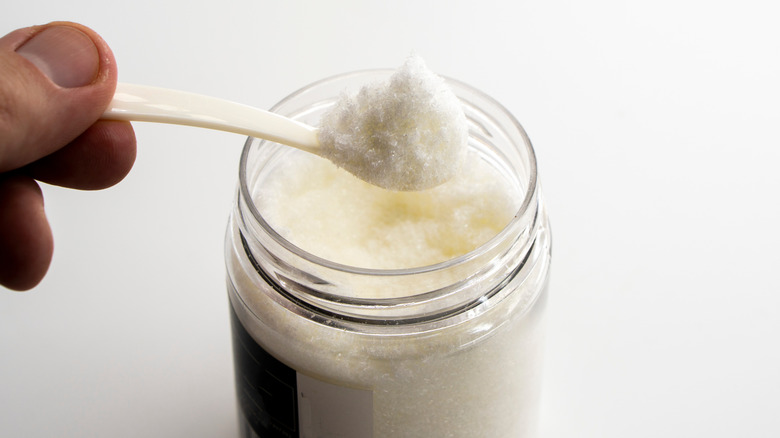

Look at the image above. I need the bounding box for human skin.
[0,22,137,291]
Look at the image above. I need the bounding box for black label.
[231,306,299,438]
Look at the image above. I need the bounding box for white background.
[2,1,779,437]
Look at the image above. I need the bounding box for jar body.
[225,71,552,438]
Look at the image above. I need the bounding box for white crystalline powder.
[258,150,519,271]
[317,55,468,191]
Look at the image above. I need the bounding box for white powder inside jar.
[258,150,519,270]
[318,54,468,191]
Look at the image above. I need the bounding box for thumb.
[0,22,118,172]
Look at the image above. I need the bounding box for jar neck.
[236,193,544,322]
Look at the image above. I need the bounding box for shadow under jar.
[225,70,552,438]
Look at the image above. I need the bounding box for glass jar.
[225,70,552,438]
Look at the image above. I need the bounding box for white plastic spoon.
[103,83,320,155]
[103,55,467,192]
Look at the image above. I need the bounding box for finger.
[25,120,137,190]
[0,173,53,291]
[0,22,118,172]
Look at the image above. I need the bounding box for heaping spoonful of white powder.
[317,55,468,191]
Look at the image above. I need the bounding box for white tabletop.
[2,1,779,437]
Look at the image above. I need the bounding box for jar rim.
[238,69,538,278]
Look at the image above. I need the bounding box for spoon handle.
[103,83,320,154]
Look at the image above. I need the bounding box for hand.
[0,22,137,291]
